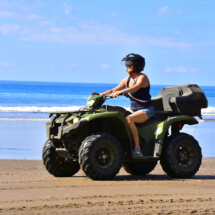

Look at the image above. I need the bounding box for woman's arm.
[100,78,127,96]
[112,74,149,97]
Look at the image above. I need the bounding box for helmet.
[121,53,145,73]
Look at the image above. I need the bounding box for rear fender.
[154,115,198,140]
[144,115,198,158]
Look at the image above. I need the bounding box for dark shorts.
[130,106,154,118]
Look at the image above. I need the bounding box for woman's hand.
[111,91,123,97]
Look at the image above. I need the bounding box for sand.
[0,158,215,215]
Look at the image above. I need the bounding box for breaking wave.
[201,107,215,116]
[0,106,214,122]
[0,106,214,115]
[0,106,82,113]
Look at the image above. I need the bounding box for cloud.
[0,8,42,20]
[0,20,197,49]
[0,60,14,68]
[174,30,181,35]
[0,1,44,20]
[50,27,63,33]
[0,3,201,51]
[63,2,73,15]
[145,36,193,48]
[27,14,42,20]
[0,23,20,34]
[110,12,117,17]
[0,0,44,12]
[47,64,56,69]
[165,66,187,73]
[158,6,181,15]
[158,6,169,15]
[0,10,14,17]
[165,66,199,73]
[66,63,76,68]
[4,20,140,46]
[0,2,199,49]
[101,64,109,70]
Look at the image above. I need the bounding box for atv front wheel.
[79,133,123,180]
[42,140,80,177]
[123,161,157,175]
[160,133,202,178]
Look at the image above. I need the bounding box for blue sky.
[0,0,214,86]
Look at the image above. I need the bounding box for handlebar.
[104,93,124,99]
[90,92,124,101]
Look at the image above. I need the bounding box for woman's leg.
[126,110,149,150]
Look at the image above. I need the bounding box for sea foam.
[0,106,215,116]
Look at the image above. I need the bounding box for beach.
[0,158,215,215]
[0,121,215,215]
[0,118,215,214]
[0,120,215,215]
[0,81,215,214]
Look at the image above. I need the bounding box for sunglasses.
[123,61,134,67]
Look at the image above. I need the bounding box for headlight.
[87,100,95,106]
[67,116,80,125]
[73,117,80,124]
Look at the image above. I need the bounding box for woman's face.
[126,64,134,74]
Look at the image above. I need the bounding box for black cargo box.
[151,84,208,117]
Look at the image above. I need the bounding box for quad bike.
[42,84,208,180]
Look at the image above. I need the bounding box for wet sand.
[0,158,215,215]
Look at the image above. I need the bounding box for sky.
[0,0,214,86]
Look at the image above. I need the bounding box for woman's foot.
[132,147,144,159]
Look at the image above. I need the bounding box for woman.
[100,53,154,159]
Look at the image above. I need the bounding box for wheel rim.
[176,144,194,168]
[95,147,112,167]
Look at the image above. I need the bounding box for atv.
[42,84,208,180]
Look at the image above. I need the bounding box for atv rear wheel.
[42,140,80,177]
[79,133,123,180]
[160,133,202,178]
[123,161,157,175]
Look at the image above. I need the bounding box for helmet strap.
[128,71,136,76]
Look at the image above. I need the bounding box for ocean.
[0,80,215,159]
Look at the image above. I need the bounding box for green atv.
[42,84,208,180]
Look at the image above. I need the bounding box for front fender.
[62,111,131,139]
[83,111,125,121]
[62,119,88,137]
[154,115,198,140]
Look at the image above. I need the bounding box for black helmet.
[121,53,145,73]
